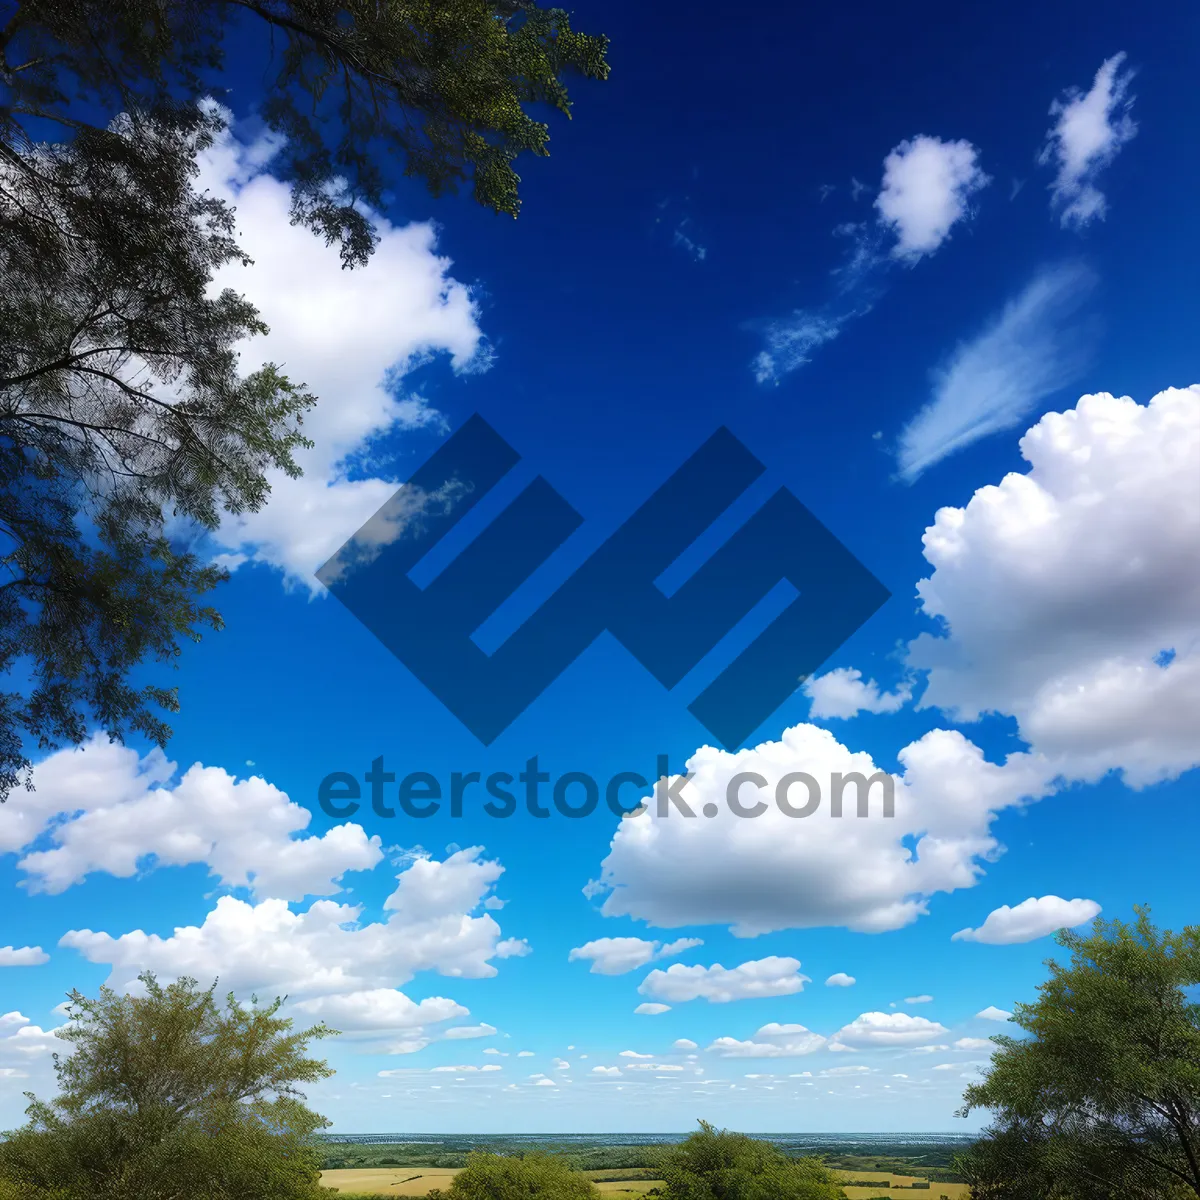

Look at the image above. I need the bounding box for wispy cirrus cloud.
[1040,53,1137,229]
[895,261,1096,481]
[752,310,852,385]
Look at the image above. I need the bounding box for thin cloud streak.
[896,262,1096,481]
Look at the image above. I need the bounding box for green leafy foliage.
[956,907,1200,1198]
[0,973,335,1200]
[434,1151,601,1200]
[658,1121,844,1200]
[0,1,608,801]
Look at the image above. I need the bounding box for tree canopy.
[957,908,1200,1199]
[658,1121,844,1200]
[430,1151,601,1200]
[0,972,335,1199]
[0,0,609,801]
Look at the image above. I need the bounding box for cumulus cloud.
[2,737,382,900]
[58,848,528,1031]
[383,849,506,925]
[955,1037,996,1052]
[908,386,1200,786]
[875,136,990,260]
[190,115,489,586]
[634,1003,672,1016]
[290,989,466,1032]
[0,1012,62,1088]
[829,1012,949,1050]
[639,958,811,1004]
[707,1022,826,1058]
[673,1039,698,1051]
[0,947,48,966]
[805,669,912,719]
[953,896,1101,945]
[896,261,1095,480]
[825,973,856,988]
[7,744,530,1062]
[591,1065,622,1077]
[1040,53,1137,228]
[593,722,1055,937]
[567,936,702,976]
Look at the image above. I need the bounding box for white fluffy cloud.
[875,136,989,260]
[829,1012,948,1050]
[58,848,528,1019]
[954,1037,996,1052]
[904,995,934,1005]
[0,1012,62,1090]
[825,973,856,988]
[909,386,1200,786]
[3,737,382,900]
[707,1022,826,1058]
[638,957,810,1004]
[634,1003,672,1016]
[290,989,467,1032]
[953,896,1101,945]
[594,722,1054,937]
[190,116,489,586]
[896,262,1095,481]
[567,936,702,975]
[0,947,48,966]
[804,669,911,719]
[1040,53,1137,228]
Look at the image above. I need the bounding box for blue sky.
[2,0,1198,1134]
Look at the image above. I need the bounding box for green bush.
[658,1122,843,1200]
[440,1152,599,1200]
[0,974,333,1200]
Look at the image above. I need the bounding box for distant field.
[320,1166,460,1195]
[834,1171,970,1200]
[842,1190,970,1199]
[319,1168,666,1196]
[320,1164,968,1198]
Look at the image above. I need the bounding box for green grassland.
[317,1141,971,1198]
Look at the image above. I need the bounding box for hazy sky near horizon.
[2,0,1199,1134]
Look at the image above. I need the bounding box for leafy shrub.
[0,974,332,1200]
[440,1152,599,1200]
[659,1122,843,1200]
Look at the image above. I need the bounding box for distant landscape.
[317,1134,974,1198]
